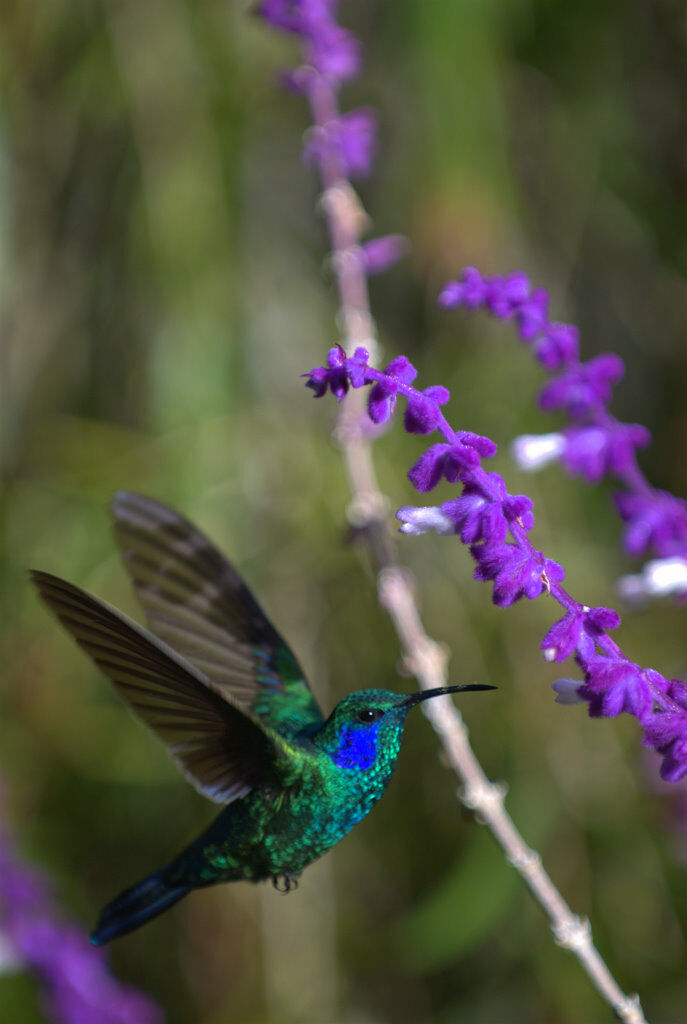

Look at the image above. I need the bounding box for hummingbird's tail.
[90,868,191,945]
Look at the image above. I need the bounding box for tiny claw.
[272,872,300,894]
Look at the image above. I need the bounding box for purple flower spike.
[539,353,625,419]
[581,656,653,721]
[359,234,408,276]
[472,542,564,607]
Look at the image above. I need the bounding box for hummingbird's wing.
[31,571,298,804]
[110,491,324,738]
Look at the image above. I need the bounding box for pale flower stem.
[308,91,647,1024]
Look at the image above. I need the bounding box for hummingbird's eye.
[356,708,384,725]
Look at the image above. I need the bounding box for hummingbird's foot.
[271,872,300,893]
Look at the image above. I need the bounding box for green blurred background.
[2,1,686,1021]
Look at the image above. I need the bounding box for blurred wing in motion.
[111,491,324,737]
[31,571,289,804]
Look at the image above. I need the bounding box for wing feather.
[31,570,291,803]
[110,492,324,735]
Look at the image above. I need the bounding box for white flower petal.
[396,505,455,536]
[552,677,585,705]
[617,556,687,602]
[511,432,565,471]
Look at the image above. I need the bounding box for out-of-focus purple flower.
[471,541,564,607]
[561,423,650,483]
[307,22,362,81]
[541,606,620,663]
[485,272,530,318]
[359,234,408,276]
[257,0,362,84]
[303,108,376,179]
[580,656,654,721]
[0,824,163,1024]
[533,323,580,371]
[515,287,549,341]
[614,490,687,559]
[539,354,625,419]
[437,267,488,311]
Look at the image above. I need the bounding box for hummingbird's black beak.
[402,683,496,710]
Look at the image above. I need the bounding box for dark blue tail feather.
[90,869,191,945]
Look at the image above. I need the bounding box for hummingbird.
[31,491,493,945]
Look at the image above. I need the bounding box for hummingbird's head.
[319,684,493,775]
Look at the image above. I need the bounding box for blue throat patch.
[332,723,380,771]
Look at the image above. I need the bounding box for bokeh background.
[2,1,686,1022]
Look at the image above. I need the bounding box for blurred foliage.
[2,1,686,1022]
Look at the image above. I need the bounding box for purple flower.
[539,354,625,419]
[404,385,450,435]
[359,235,408,276]
[345,346,370,388]
[541,606,620,663]
[484,272,531,318]
[471,541,564,607]
[580,656,653,721]
[303,108,377,179]
[305,344,349,400]
[0,826,163,1024]
[307,23,362,82]
[257,1,362,84]
[437,267,488,310]
[614,489,687,559]
[367,355,417,424]
[643,704,687,782]
[533,323,580,371]
[408,442,480,492]
[560,423,650,483]
[515,287,548,341]
[440,472,533,545]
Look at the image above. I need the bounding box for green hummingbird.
[31,491,492,945]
